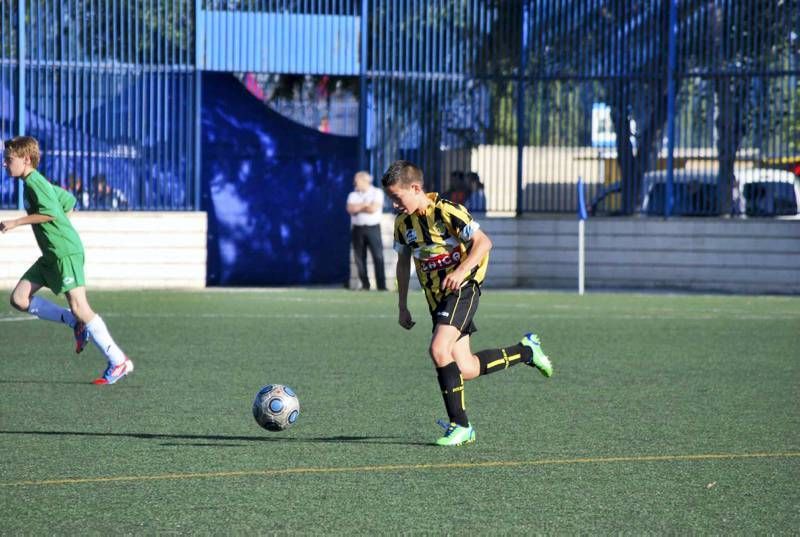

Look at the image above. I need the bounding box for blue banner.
[202,73,358,286]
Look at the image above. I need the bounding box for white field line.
[0,317,35,322]
[0,311,784,322]
[0,302,797,322]
[2,450,798,488]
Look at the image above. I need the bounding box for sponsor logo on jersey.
[433,222,447,236]
[63,276,74,285]
[420,250,461,272]
[405,229,418,243]
[437,311,450,318]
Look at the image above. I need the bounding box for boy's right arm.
[396,250,415,330]
[54,185,77,214]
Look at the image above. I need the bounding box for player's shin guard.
[475,344,531,375]
[435,362,469,427]
[28,296,76,327]
[86,315,127,366]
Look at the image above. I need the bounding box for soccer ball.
[252,384,300,431]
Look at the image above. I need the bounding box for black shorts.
[430,281,480,336]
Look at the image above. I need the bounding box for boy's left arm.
[0,213,55,233]
[1,185,61,232]
[441,229,493,291]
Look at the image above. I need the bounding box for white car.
[640,168,799,216]
[735,168,800,217]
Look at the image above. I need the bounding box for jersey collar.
[416,192,439,216]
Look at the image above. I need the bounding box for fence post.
[664,0,678,218]
[194,0,203,211]
[516,2,530,216]
[358,0,368,172]
[16,0,26,210]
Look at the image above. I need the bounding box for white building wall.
[353,214,800,294]
[2,210,795,294]
[0,211,207,289]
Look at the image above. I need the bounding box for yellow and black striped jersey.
[393,193,489,310]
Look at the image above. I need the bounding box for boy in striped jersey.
[381,160,553,446]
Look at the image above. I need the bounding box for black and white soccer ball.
[252,384,300,431]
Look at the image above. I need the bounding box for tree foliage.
[476,0,798,214]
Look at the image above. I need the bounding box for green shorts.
[22,254,86,295]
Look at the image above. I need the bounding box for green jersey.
[54,183,77,213]
[23,170,83,260]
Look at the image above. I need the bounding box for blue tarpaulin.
[202,73,358,286]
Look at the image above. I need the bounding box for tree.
[698,0,797,214]
[502,0,797,215]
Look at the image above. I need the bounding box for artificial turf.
[0,289,798,534]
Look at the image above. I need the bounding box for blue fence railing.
[364,0,799,216]
[2,1,798,216]
[0,0,198,211]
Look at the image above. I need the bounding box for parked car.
[640,168,799,217]
[736,168,800,217]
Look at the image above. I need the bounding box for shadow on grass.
[0,430,432,446]
[160,442,252,447]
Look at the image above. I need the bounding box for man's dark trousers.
[352,224,386,290]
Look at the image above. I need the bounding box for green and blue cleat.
[435,419,476,447]
[520,333,553,378]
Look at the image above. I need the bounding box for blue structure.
[1,0,798,217]
[0,0,197,210]
[202,73,356,286]
[198,10,359,75]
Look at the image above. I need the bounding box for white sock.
[28,296,76,328]
[86,315,127,366]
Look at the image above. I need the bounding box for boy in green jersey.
[381,160,553,446]
[1,136,133,384]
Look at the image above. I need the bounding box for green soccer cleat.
[435,420,476,447]
[520,333,553,378]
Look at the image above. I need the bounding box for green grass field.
[1,289,798,534]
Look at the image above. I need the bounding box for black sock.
[475,343,532,375]
[435,362,469,427]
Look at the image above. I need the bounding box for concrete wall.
[0,211,207,289]
[3,209,795,294]
[513,218,800,294]
[351,215,800,294]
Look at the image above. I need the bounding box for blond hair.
[4,136,40,168]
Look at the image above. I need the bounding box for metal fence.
[2,1,798,215]
[0,0,198,210]
[365,0,799,216]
